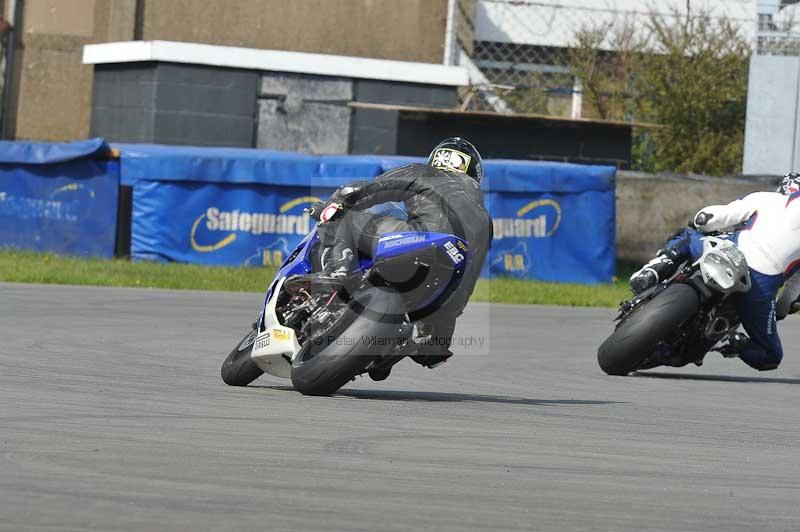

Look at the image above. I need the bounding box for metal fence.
[451,0,800,116]
[758,0,800,54]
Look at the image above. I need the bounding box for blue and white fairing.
[251,225,470,378]
[375,231,467,263]
[374,231,471,313]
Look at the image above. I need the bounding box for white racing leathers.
[693,191,800,370]
[696,191,800,277]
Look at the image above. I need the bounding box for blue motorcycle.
[221,207,470,396]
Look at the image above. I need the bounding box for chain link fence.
[452,0,800,116]
[758,1,800,54]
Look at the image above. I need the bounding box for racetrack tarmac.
[3,282,800,532]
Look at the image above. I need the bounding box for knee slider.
[758,350,783,371]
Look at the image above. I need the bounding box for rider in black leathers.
[295,138,493,373]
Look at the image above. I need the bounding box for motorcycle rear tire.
[221,327,264,386]
[597,283,700,375]
[291,286,405,396]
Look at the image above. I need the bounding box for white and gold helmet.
[427,137,483,183]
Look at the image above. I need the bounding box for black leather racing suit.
[319,163,493,360]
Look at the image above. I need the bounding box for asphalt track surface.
[3,282,800,531]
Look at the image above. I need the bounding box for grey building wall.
[350,80,458,155]
[91,63,259,147]
[90,64,157,143]
[254,75,459,154]
[256,73,353,154]
[92,61,461,153]
[350,108,400,155]
[743,55,800,175]
[355,80,458,108]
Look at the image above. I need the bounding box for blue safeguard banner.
[481,160,616,284]
[484,190,614,283]
[118,144,615,284]
[119,144,417,268]
[132,180,335,267]
[0,139,119,258]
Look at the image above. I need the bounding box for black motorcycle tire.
[221,327,264,386]
[597,283,700,376]
[291,286,405,396]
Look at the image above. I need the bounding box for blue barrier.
[0,139,119,258]
[117,144,615,283]
[481,159,615,283]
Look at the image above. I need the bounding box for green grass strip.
[0,249,272,292]
[0,249,632,307]
[472,276,630,307]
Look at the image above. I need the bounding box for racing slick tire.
[291,286,405,396]
[221,327,264,386]
[597,283,700,376]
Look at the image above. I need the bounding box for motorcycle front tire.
[221,326,264,386]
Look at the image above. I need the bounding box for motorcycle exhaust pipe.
[705,316,731,340]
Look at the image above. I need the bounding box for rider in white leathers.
[629,173,800,371]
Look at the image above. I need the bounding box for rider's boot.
[408,323,452,368]
[368,366,392,381]
[629,249,683,294]
[286,246,356,291]
[777,273,800,320]
[713,332,751,359]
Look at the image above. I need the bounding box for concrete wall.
[350,81,459,154]
[8,0,137,141]
[255,73,463,154]
[257,74,353,154]
[139,0,449,64]
[616,173,775,264]
[743,55,800,175]
[91,62,461,151]
[91,63,258,146]
[7,0,448,141]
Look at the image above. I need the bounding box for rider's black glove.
[306,201,326,222]
[307,201,344,224]
[329,180,370,209]
[690,211,714,230]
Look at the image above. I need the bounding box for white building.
[472,0,800,50]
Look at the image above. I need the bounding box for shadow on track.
[634,371,800,385]
[254,385,623,406]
